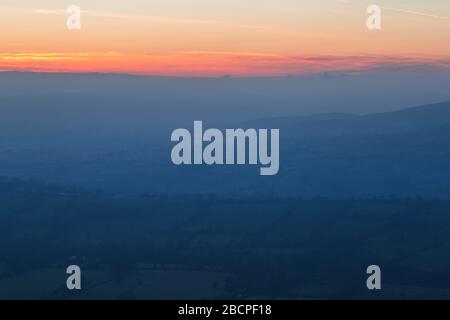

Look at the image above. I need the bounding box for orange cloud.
[1,52,449,77]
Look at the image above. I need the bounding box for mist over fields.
[2,69,450,118]
[1,71,450,197]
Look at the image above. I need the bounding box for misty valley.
[0,72,450,299]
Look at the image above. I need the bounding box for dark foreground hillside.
[1,178,450,299]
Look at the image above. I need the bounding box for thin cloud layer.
[1,52,449,76]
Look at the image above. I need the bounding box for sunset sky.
[1,0,450,76]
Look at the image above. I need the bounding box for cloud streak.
[1,52,449,77]
[0,5,270,30]
[335,1,450,21]
[381,6,450,20]
[0,5,327,40]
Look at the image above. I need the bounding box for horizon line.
[1,52,450,78]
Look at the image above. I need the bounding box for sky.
[0,0,450,76]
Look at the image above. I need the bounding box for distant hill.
[242,101,450,198]
[248,100,450,136]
